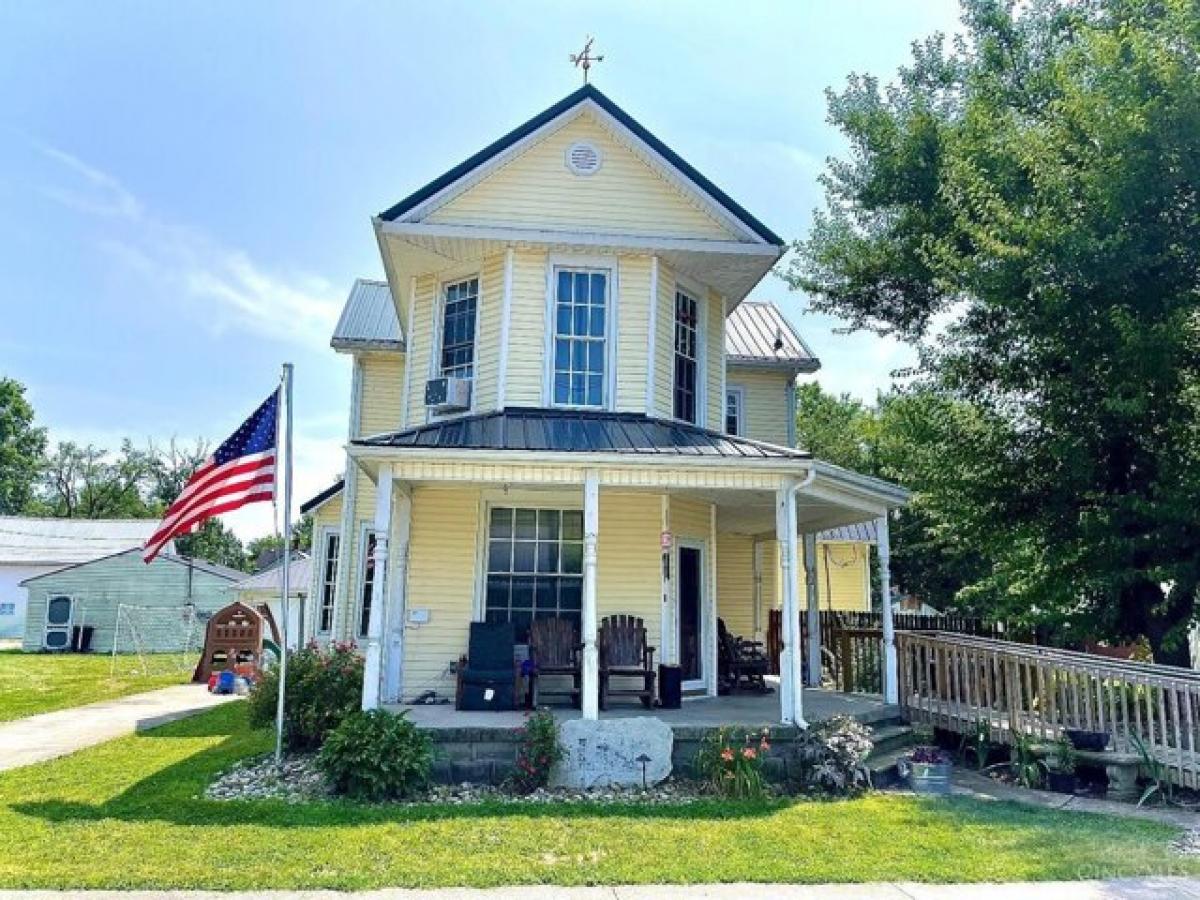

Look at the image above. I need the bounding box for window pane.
[574,272,589,304]
[511,576,535,610]
[559,579,582,610]
[489,507,513,538]
[554,374,570,404]
[534,578,558,611]
[514,509,537,539]
[589,306,605,337]
[562,510,583,540]
[561,541,583,574]
[536,541,558,573]
[537,509,559,539]
[513,540,536,572]
[488,539,512,572]
[486,577,511,612]
[587,375,603,406]
[590,272,606,303]
[557,270,572,302]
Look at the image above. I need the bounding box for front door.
[677,543,705,690]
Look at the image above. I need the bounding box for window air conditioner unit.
[425,376,472,413]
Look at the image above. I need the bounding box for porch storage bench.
[598,614,656,710]
[456,621,521,711]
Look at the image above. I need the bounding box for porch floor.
[392,686,895,732]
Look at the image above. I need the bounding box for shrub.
[247,641,363,750]
[507,709,563,793]
[317,709,433,801]
[695,726,770,799]
[790,715,874,796]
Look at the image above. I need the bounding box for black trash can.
[658,664,683,709]
[78,625,95,653]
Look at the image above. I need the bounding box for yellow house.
[300,85,906,726]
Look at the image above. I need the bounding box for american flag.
[143,389,279,563]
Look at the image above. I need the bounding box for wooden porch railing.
[897,631,1200,789]
[765,609,1008,693]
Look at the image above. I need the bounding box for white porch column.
[775,480,807,727]
[382,488,411,703]
[803,533,821,687]
[581,470,600,720]
[362,463,392,711]
[877,514,898,704]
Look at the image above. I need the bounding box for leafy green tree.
[787,0,1200,662]
[37,440,156,518]
[175,519,247,572]
[0,377,46,514]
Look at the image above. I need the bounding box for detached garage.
[20,549,244,653]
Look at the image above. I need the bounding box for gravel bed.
[1172,829,1200,857]
[203,753,767,805]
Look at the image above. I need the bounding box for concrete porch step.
[866,724,919,788]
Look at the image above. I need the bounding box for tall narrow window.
[318,530,340,634]
[485,507,584,642]
[552,268,608,407]
[357,530,377,639]
[673,289,700,423]
[725,387,744,436]
[440,277,479,378]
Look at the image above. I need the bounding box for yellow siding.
[358,353,405,436]
[473,252,505,411]
[716,532,755,639]
[504,248,549,407]
[706,290,725,429]
[803,542,872,612]
[402,486,482,697]
[726,365,794,447]
[616,255,652,413]
[426,112,738,241]
[403,274,437,428]
[596,491,662,644]
[652,260,675,417]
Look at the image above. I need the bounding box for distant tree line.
[0,376,310,571]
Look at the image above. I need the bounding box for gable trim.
[378,85,783,247]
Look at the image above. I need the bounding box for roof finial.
[569,36,604,84]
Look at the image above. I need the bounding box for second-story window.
[552,268,608,407]
[440,276,479,378]
[725,387,744,436]
[673,289,700,423]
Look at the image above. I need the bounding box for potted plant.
[1063,727,1109,752]
[899,745,954,795]
[1044,737,1078,794]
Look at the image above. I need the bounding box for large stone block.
[552,717,673,789]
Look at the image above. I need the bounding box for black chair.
[456,621,519,711]
[718,618,771,694]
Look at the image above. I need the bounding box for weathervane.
[569,36,603,84]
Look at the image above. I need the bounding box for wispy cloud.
[34,140,341,348]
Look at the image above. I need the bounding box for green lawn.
[0,703,1194,889]
[0,650,193,722]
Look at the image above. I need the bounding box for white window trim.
[427,270,482,421]
[725,384,746,436]
[474,493,584,622]
[315,526,341,635]
[543,253,619,410]
[43,593,75,650]
[671,281,707,427]
[354,522,377,640]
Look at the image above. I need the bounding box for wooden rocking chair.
[717,617,771,694]
[598,614,656,710]
[527,617,583,708]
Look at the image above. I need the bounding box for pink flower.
[742,747,757,760]
[720,748,735,762]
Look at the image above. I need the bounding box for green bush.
[247,642,363,750]
[790,715,874,796]
[507,709,563,794]
[317,709,433,801]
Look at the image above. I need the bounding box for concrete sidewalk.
[0,879,1198,898]
[0,684,238,772]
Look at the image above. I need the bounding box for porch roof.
[355,407,810,460]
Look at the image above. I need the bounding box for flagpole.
[274,363,293,765]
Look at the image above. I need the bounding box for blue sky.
[0,1,961,539]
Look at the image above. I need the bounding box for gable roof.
[378,84,783,247]
[19,547,245,586]
[0,516,166,566]
[355,407,808,460]
[725,301,819,372]
[331,279,405,352]
[301,479,345,516]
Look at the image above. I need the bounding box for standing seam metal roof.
[355,408,809,459]
[331,279,404,351]
[725,301,819,370]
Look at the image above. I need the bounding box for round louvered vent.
[566,141,602,175]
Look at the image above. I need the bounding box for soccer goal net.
[110,604,204,679]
